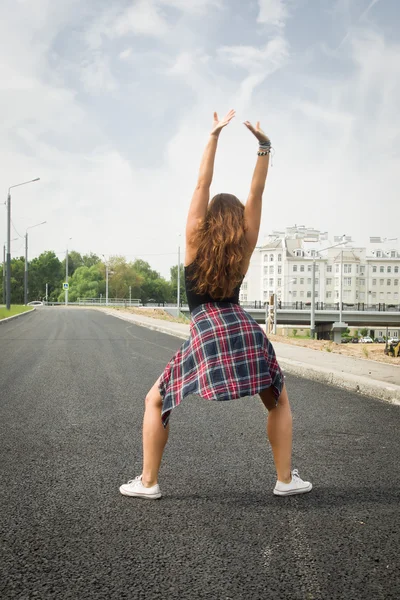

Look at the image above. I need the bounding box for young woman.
[120,110,312,499]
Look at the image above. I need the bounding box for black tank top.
[184,262,243,313]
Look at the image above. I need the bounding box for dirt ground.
[113,307,400,367]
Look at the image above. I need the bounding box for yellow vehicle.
[385,340,400,358]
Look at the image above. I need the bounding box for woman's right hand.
[243,120,270,145]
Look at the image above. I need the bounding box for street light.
[2,238,18,305]
[310,237,347,339]
[24,221,46,305]
[6,178,40,309]
[177,234,182,316]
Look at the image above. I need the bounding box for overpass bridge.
[178,302,400,332]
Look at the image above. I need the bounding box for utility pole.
[2,244,5,305]
[310,259,316,339]
[177,244,181,316]
[339,248,344,323]
[65,248,69,306]
[24,233,28,305]
[6,178,40,310]
[46,283,48,303]
[105,263,109,306]
[129,285,132,305]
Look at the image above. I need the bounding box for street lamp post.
[24,221,46,305]
[6,178,40,309]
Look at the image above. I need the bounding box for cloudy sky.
[1,0,399,277]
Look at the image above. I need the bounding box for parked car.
[341,337,351,344]
[27,301,44,306]
[374,337,385,343]
[387,338,399,345]
[360,336,374,343]
[351,338,359,343]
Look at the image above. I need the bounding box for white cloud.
[257,0,289,27]
[218,36,289,73]
[112,0,168,38]
[119,48,133,60]
[158,0,223,13]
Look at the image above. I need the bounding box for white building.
[241,227,400,310]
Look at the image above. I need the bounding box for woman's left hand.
[210,109,236,137]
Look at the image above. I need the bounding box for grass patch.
[362,346,369,358]
[0,305,33,320]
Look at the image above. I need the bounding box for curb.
[102,309,400,406]
[0,307,35,326]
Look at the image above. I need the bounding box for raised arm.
[243,121,271,253]
[185,110,235,263]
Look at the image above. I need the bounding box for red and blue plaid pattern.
[159,303,284,427]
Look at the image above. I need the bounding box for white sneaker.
[119,475,162,499]
[273,469,312,496]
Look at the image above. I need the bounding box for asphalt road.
[0,308,399,600]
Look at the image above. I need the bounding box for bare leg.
[141,377,169,488]
[259,384,292,484]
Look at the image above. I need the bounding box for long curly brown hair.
[189,193,249,299]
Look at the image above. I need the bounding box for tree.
[360,328,368,337]
[58,264,104,302]
[9,257,25,304]
[29,251,63,301]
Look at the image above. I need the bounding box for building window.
[335,291,339,299]
[344,264,352,274]
[372,266,377,273]
[376,251,382,257]
[300,265,305,272]
[387,266,392,273]
[359,278,365,286]
[293,265,298,272]
[344,290,351,299]
[315,291,319,298]
[307,291,311,298]
[264,254,268,262]
[264,267,268,275]
[263,278,268,287]
[243,294,247,301]
[391,251,396,258]
[372,292,377,299]
[300,278,304,285]
[327,266,332,273]
[243,282,248,291]
[300,291,304,297]
[360,266,365,275]
[327,278,332,285]
[395,266,399,274]
[315,265,319,271]
[308,265,312,272]
[360,292,365,301]
[269,266,274,274]
[344,277,352,286]
[292,278,297,285]
[263,291,268,299]
[335,277,339,286]
[292,291,297,298]
[278,254,282,262]
[278,278,282,286]
[326,291,332,299]
[307,278,311,285]
[270,254,274,262]
[315,278,319,286]
[380,292,384,300]
[394,292,399,301]
[380,266,384,273]
[388,279,391,286]
[335,265,339,273]
[380,279,384,285]
[395,279,399,286]
[269,278,274,286]
[278,266,282,274]
[372,279,376,286]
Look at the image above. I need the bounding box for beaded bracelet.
[259,140,271,149]
[257,149,271,156]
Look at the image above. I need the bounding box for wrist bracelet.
[259,140,271,149]
[257,149,271,156]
